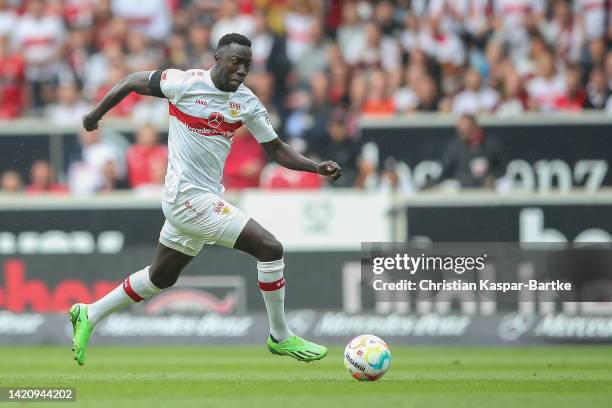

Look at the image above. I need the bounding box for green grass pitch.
[1,345,611,408]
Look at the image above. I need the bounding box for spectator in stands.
[496,68,528,116]
[251,12,290,100]
[224,127,265,190]
[133,155,167,197]
[296,20,331,83]
[126,124,167,188]
[0,169,23,194]
[437,114,503,189]
[99,159,129,193]
[541,0,584,65]
[68,128,124,194]
[26,159,68,194]
[574,0,612,41]
[356,22,402,76]
[187,23,214,69]
[211,0,256,48]
[284,0,318,64]
[494,0,545,64]
[585,68,611,109]
[12,0,66,108]
[582,37,608,77]
[0,35,25,118]
[394,66,419,114]
[82,40,124,99]
[419,16,466,69]
[362,70,395,116]
[337,1,365,66]
[605,51,612,90]
[553,66,587,111]
[110,0,171,41]
[0,0,16,38]
[45,81,91,126]
[413,74,440,111]
[527,53,566,112]
[418,16,465,94]
[304,71,333,139]
[311,109,360,188]
[452,68,500,114]
[125,30,161,73]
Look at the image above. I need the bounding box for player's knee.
[149,266,179,289]
[260,237,283,261]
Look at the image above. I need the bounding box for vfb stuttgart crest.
[229,101,241,118]
[208,112,224,128]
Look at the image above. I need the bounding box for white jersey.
[158,68,277,203]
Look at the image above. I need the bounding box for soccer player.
[70,33,341,366]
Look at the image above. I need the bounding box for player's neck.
[209,67,233,93]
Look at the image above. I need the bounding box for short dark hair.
[217,33,251,51]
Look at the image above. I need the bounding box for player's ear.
[213,53,221,65]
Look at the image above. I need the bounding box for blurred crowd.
[1,0,612,194]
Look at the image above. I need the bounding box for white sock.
[258,258,293,341]
[87,266,161,325]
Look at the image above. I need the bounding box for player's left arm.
[245,96,341,181]
[261,138,342,181]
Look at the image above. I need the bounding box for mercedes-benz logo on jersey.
[208,112,224,129]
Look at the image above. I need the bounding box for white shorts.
[159,188,250,256]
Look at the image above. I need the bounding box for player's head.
[213,33,252,92]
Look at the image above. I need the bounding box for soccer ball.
[344,334,391,381]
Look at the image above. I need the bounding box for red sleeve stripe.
[123,277,144,302]
[258,277,286,291]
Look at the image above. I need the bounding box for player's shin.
[87,266,161,325]
[258,258,293,342]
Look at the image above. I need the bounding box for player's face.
[216,44,252,92]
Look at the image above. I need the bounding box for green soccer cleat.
[69,303,94,366]
[267,334,328,362]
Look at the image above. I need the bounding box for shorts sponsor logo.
[196,99,207,107]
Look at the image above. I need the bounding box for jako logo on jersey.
[196,99,208,107]
[208,112,224,129]
[229,101,240,118]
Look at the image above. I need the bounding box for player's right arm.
[82,71,158,131]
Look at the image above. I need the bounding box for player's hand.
[317,160,342,181]
[82,113,99,131]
